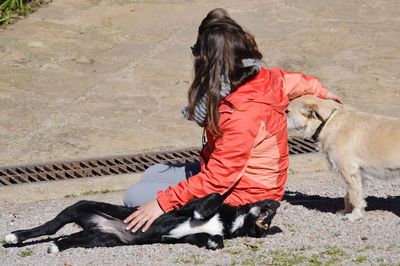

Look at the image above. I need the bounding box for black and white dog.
[4,193,279,252]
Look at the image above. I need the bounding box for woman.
[123,8,340,232]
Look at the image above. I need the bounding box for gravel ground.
[1,170,399,265]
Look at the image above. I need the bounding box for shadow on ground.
[284,191,400,217]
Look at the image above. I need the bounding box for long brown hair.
[188,8,263,135]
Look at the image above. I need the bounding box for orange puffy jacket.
[157,67,328,212]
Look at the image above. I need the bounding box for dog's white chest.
[165,214,223,239]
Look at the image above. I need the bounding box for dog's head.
[286,95,343,139]
[240,199,280,238]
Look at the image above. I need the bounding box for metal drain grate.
[0,137,317,186]
[288,137,318,154]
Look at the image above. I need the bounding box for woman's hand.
[123,199,164,233]
[326,91,343,104]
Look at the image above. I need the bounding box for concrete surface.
[0,0,399,167]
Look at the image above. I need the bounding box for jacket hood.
[221,68,289,114]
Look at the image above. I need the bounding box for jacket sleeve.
[270,68,328,100]
[156,104,261,212]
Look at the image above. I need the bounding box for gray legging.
[123,162,201,207]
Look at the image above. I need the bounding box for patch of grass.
[224,241,233,248]
[0,248,8,254]
[230,260,238,266]
[64,193,78,198]
[283,223,296,233]
[175,255,203,265]
[357,244,375,252]
[0,239,6,244]
[270,250,312,266]
[241,255,269,266]
[353,256,368,264]
[17,248,33,257]
[321,245,346,258]
[269,246,348,266]
[80,189,120,196]
[241,256,258,266]
[244,243,260,252]
[64,188,121,198]
[0,0,51,26]
[227,249,242,255]
[319,246,346,266]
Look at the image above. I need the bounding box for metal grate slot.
[288,137,318,154]
[0,137,317,186]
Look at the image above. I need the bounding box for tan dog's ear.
[300,103,320,120]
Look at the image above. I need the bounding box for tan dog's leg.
[336,191,353,215]
[340,169,366,221]
[343,192,353,213]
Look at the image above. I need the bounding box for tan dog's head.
[286,95,343,139]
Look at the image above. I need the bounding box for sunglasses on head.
[190,43,198,55]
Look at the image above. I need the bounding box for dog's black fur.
[4,193,279,252]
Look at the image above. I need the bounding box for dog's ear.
[192,193,224,220]
[178,193,224,220]
[300,103,322,121]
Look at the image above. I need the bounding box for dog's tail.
[360,167,400,181]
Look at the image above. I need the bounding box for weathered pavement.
[0,0,399,166]
[0,0,399,265]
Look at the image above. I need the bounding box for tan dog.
[286,95,400,221]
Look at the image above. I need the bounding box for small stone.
[28,41,45,48]
[74,56,95,65]
[64,260,73,266]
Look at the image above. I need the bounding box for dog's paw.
[5,233,18,244]
[206,235,223,250]
[343,211,363,221]
[206,239,220,250]
[47,243,59,253]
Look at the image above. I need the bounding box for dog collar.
[311,109,337,142]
